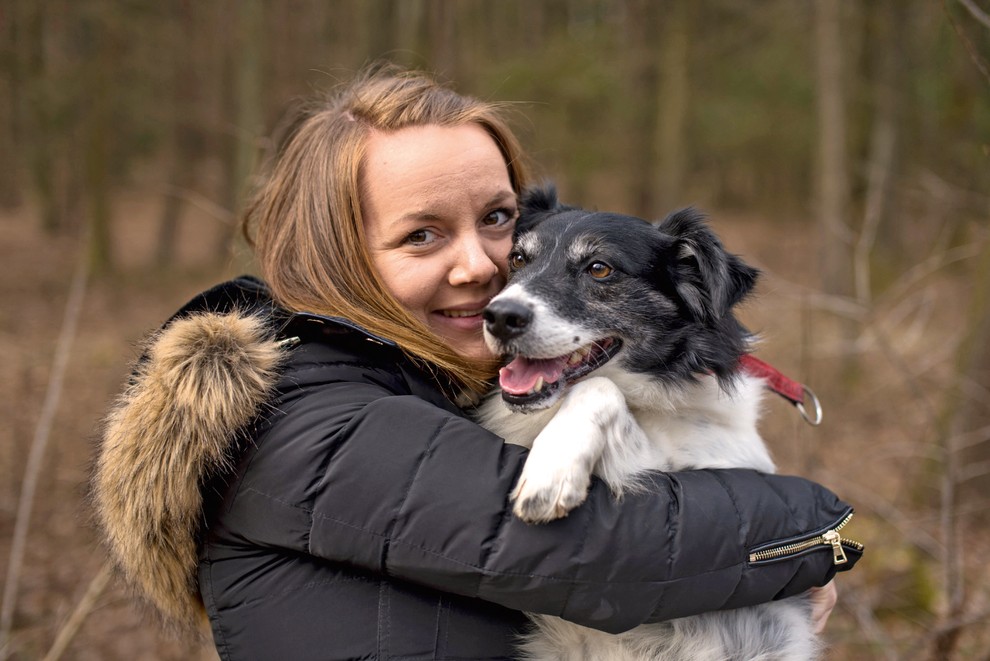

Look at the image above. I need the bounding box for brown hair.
[243,64,531,394]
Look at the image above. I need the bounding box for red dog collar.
[739,354,823,426]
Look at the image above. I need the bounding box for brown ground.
[1,191,987,659]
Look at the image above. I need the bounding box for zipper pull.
[822,530,847,565]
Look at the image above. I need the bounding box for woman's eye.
[587,262,613,279]
[482,208,516,227]
[405,229,436,246]
[508,252,526,271]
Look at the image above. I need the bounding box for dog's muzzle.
[483,299,532,340]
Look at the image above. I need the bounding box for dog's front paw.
[511,465,590,524]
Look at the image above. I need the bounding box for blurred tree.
[390,0,432,71]
[814,0,853,298]
[689,2,816,212]
[23,0,61,232]
[624,0,661,218]
[79,3,115,272]
[938,2,990,656]
[363,0,399,62]
[218,0,264,259]
[855,0,906,303]
[932,222,990,660]
[156,0,207,267]
[0,0,23,208]
[426,0,459,81]
[656,0,690,213]
[484,4,624,207]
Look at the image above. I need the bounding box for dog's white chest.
[624,373,775,473]
[479,371,775,481]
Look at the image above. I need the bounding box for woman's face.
[361,123,518,362]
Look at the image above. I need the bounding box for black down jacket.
[92,277,861,661]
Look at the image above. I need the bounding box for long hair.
[243,63,531,395]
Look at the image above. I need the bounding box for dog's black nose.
[483,299,532,339]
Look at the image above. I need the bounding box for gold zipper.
[748,511,864,566]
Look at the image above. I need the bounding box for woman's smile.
[435,301,492,331]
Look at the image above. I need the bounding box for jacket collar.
[279,311,397,348]
[279,311,468,415]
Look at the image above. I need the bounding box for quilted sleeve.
[227,380,859,634]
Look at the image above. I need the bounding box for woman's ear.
[657,208,759,321]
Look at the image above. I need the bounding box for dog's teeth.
[567,347,590,365]
[533,377,544,393]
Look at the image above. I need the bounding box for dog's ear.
[520,184,562,215]
[516,183,570,235]
[657,208,759,321]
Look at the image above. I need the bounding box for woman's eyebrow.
[395,191,516,225]
[396,210,443,224]
[487,190,517,207]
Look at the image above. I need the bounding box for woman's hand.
[808,581,838,634]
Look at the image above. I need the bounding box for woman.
[93,64,857,660]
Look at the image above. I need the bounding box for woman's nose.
[449,235,500,286]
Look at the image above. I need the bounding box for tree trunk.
[625,0,661,218]
[218,0,263,261]
[82,8,113,273]
[813,0,853,298]
[156,1,203,268]
[426,0,458,80]
[363,0,397,63]
[24,0,61,232]
[930,223,990,660]
[0,0,23,208]
[855,0,905,304]
[656,0,690,213]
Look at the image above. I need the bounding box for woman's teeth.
[442,309,483,318]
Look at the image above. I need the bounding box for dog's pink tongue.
[499,356,566,395]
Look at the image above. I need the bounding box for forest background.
[1,1,989,659]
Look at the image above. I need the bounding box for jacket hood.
[92,309,284,633]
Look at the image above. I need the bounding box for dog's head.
[483,184,759,411]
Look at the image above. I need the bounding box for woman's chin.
[430,317,495,363]
[439,333,495,364]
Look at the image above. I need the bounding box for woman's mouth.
[441,308,486,319]
[434,305,489,332]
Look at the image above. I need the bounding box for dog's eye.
[587,262,613,279]
[509,252,527,271]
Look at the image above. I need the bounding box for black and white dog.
[477,186,817,660]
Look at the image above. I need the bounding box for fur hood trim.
[92,311,283,632]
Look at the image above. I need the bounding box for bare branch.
[160,185,236,225]
[0,236,90,650]
[943,0,990,86]
[877,243,982,310]
[815,469,944,560]
[844,588,899,661]
[42,564,112,661]
[958,0,990,30]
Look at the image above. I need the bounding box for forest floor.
[1,192,987,659]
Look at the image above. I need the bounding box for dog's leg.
[512,376,641,523]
